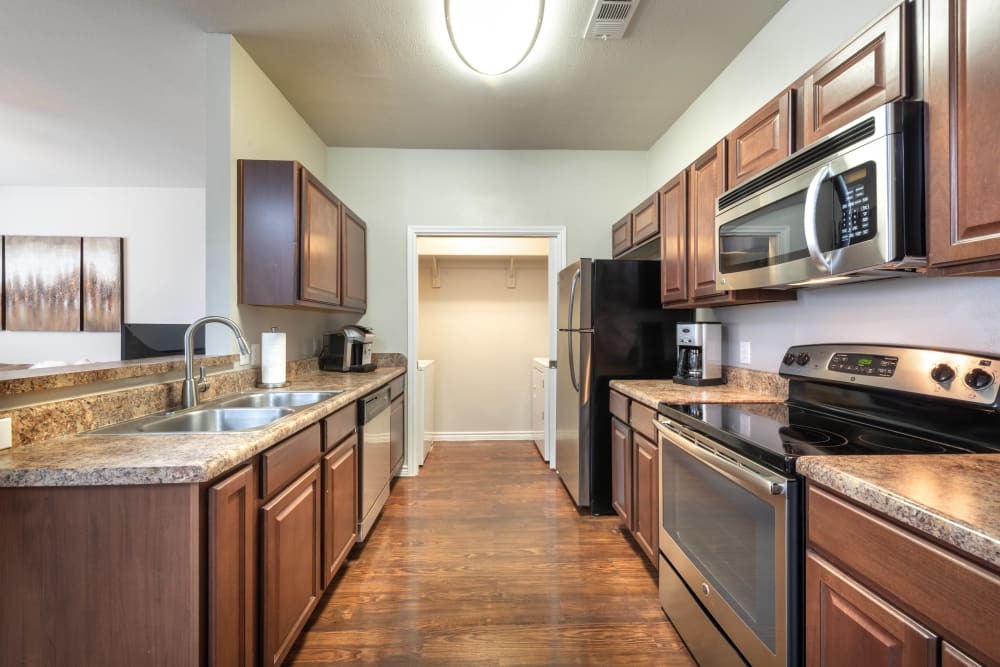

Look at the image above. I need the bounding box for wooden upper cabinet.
[341,206,367,310]
[659,171,688,306]
[238,159,368,313]
[727,90,794,187]
[300,171,342,305]
[802,2,908,146]
[806,551,937,667]
[687,140,727,301]
[927,0,1000,273]
[631,194,659,246]
[611,214,632,257]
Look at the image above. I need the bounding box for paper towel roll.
[261,329,286,385]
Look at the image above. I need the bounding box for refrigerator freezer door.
[558,259,593,331]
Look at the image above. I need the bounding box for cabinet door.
[323,434,358,587]
[659,171,688,305]
[942,642,985,667]
[631,193,659,246]
[687,140,727,301]
[390,395,405,478]
[611,215,632,257]
[260,464,322,667]
[611,417,632,528]
[802,3,907,146]
[728,90,793,187]
[208,465,256,667]
[632,432,659,566]
[927,0,1000,271]
[300,170,342,305]
[806,551,937,666]
[341,206,367,311]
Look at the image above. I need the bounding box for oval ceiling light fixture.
[445,0,544,76]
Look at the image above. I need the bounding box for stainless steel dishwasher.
[358,387,391,541]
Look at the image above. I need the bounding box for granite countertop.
[609,378,784,409]
[0,367,404,488]
[798,455,1000,569]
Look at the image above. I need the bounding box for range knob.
[795,352,811,366]
[964,368,994,391]
[782,352,797,366]
[930,364,956,384]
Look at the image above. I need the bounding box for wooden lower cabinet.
[261,464,323,667]
[806,551,937,666]
[323,433,358,586]
[208,464,256,667]
[806,483,1000,665]
[632,432,658,565]
[611,416,632,527]
[390,393,405,478]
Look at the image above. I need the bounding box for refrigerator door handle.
[567,269,581,391]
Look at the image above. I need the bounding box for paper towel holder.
[257,327,291,389]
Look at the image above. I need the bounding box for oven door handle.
[656,419,787,498]
[804,163,834,274]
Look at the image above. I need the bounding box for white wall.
[645,0,1000,370]
[205,37,359,359]
[0,0,208,364]
[418,258,548,435]
[327,148,648,355]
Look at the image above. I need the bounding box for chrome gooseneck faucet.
[182,315,251,408]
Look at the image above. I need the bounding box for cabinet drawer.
[323,405,356,451]
[807,484,1000,662]
[261,424,322,498]
[629,402,657,443]
[609,391,629,423]
[389,376,405,400]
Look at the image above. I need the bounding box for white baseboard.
[427,431,542,442]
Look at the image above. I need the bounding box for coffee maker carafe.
[673,323,723,386]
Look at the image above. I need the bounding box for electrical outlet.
[739,341,752,364]
[0,417,11,450]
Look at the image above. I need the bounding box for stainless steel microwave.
[715,101,926,291]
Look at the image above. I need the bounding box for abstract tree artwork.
[2,236,123,332]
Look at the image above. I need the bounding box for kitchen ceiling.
[171,0,789,150]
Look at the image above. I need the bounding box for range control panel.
[779,344,1000,408]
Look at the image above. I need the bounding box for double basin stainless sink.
[91,390,343,435]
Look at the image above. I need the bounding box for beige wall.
[327,148,648,356]
[205,36,359,359]
[418,258,548,436]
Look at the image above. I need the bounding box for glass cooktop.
[657,401,991,475]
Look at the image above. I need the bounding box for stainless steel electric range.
[654,344,1000,667]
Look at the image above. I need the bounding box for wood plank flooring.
[286,441,695,665]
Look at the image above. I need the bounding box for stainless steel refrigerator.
[556,259,693,514]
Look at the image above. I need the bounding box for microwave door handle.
[804,164,834,273]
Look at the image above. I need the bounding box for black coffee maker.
[673,322,724,386]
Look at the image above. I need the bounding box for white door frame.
[402,225,567,476]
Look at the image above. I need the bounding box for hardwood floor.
[286,441,695,665]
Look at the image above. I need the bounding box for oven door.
[656,418,795,667]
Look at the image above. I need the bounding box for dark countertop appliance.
[655,343,1000,667]
[320,325,375,372]
[555,259,692,515]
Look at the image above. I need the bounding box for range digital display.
[828,352,898,377]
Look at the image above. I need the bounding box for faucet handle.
[197,365,210,394]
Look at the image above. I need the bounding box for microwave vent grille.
[718,117,877,210]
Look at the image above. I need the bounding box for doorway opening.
[404,226,566,477]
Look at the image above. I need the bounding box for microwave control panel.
[835,162,877,247]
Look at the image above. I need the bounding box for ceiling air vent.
[584,0,640,40]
